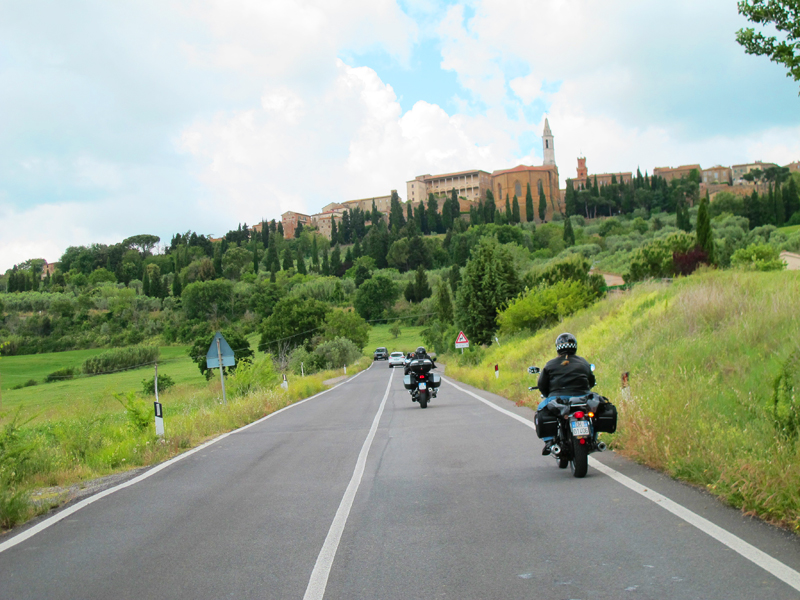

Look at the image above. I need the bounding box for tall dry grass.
[447,270,800,532]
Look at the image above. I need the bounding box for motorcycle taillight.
[574,411,585,419]
[419,375,425,379]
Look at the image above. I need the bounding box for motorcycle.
[527,365,617,478]
[403,357,441,409]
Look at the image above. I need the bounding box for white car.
[388,352,406,368]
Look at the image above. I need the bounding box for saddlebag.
[534,409,559,439]
[403,373,441,390]
[593,402,618,433]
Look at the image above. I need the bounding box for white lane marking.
[0,365,373,555]
[442,377,800,593]
[303,368,394,600]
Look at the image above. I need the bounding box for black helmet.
[415,346,426,356]
[555,333,577,355]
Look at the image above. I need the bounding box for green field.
[0,346,201,423]
[779,224,800,236]
[366,323,427,355]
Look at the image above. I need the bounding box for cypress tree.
[525,183,534,222]
[296,255,307,274]
[775,184,785,227]
[389,191,405,230]
[505,194,511,221]
[277,221,284,236]
[449,263,461,294]
[427,193,440,233]
[563,216,575,247]
[331,219,338,242]
[172,272,182,297]
[450,189,461,225]
[436,283,454,324]
[142,268,151,296]
[353,238,363,259]
[484,190,496,224]
[282,248,293,271]
[511,195,520,224]
[406,202,413,224]
[253,246,259,274]
[213,244,223,276]
[783,177,800,219]
[538,182,547,222]
[696,194,714,263]
[321,246,330,276]
[330,244,342,276]
[261,221,269,247]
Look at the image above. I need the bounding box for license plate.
[419,382,427,390]
[571,420,590,436]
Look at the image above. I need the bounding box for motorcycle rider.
[405,346,435,374]
[536,333,595,455]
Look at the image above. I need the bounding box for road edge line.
[0,364,373,554]
[442,376,800,593]
[303,367,394,600]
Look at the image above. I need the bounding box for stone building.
[566,157,631,189]
[281,211,311,239]
[492,164,561,222]
[653,164,702,182]
[311,212,343,240]
[784,161,800,174]
[406,170,492,205]
[701,166,732,185]
[731,161,778,185]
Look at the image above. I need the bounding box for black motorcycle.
[403,357,441,409]
[527,365,617,478]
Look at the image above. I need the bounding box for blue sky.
[1,0,799,270]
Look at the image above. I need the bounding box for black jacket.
[537,354,595,398]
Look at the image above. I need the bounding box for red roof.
[491,165,557,176]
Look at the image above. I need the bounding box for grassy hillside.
[446,269,800,532]
[366,324,426,355]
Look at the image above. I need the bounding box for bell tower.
[542,118,555,166]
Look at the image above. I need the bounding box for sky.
[1,0,799,271]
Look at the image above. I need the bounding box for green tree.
[525,182,534,222]
[696,194,715,263]
[449,263,461,294]
[142,268,151,297]
[403,266,432,303]
[389,321,401,338]
[321,245,330,276]
[511,195,521,224]
[259,297,328,353]
[281,247,294,271]
[456,238,521,345]
[354,275,399,321]
[435,283,454,324]
[322,308,371,350]
[484,189,496,224]
[563,216,576,247]
[538,182,547,222]
[182,279,235,321]
[736,1,800,90]
[389,190,405,231]
[330,244,342,276]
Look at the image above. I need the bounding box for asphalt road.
[1,362,799,599]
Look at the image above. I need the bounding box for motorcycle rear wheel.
[419,391,428,408]
[571,439,588,478]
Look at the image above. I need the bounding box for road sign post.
[455,331,470,354]
[154,363,164,436]
[206,332,236,405]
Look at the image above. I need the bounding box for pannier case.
[593,402,618,433]
[403,373,441,390]
[534,409,559,439]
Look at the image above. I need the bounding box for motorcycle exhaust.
[551,444,561,456]
[597,441,607,451]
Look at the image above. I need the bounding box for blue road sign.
[206,332,236,369]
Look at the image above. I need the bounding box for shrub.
[114,391,152,433]
[228,354,280,397]
[288,346,321,375]
[142,374,175,396]
[313,337,362,370]
[730,244,786,271]
[45,368,76,383]
[82,345,159,375]
[498,280,599,335]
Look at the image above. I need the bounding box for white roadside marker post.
[495,363,499,379]
[281,373,289,390]
[217,338,227,405]
[154,363,164,437]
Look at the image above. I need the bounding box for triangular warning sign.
[455,331,469,344]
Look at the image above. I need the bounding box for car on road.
[373,347,389,361]
[388,352,405,368]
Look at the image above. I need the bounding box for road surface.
[1,362,798,599]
